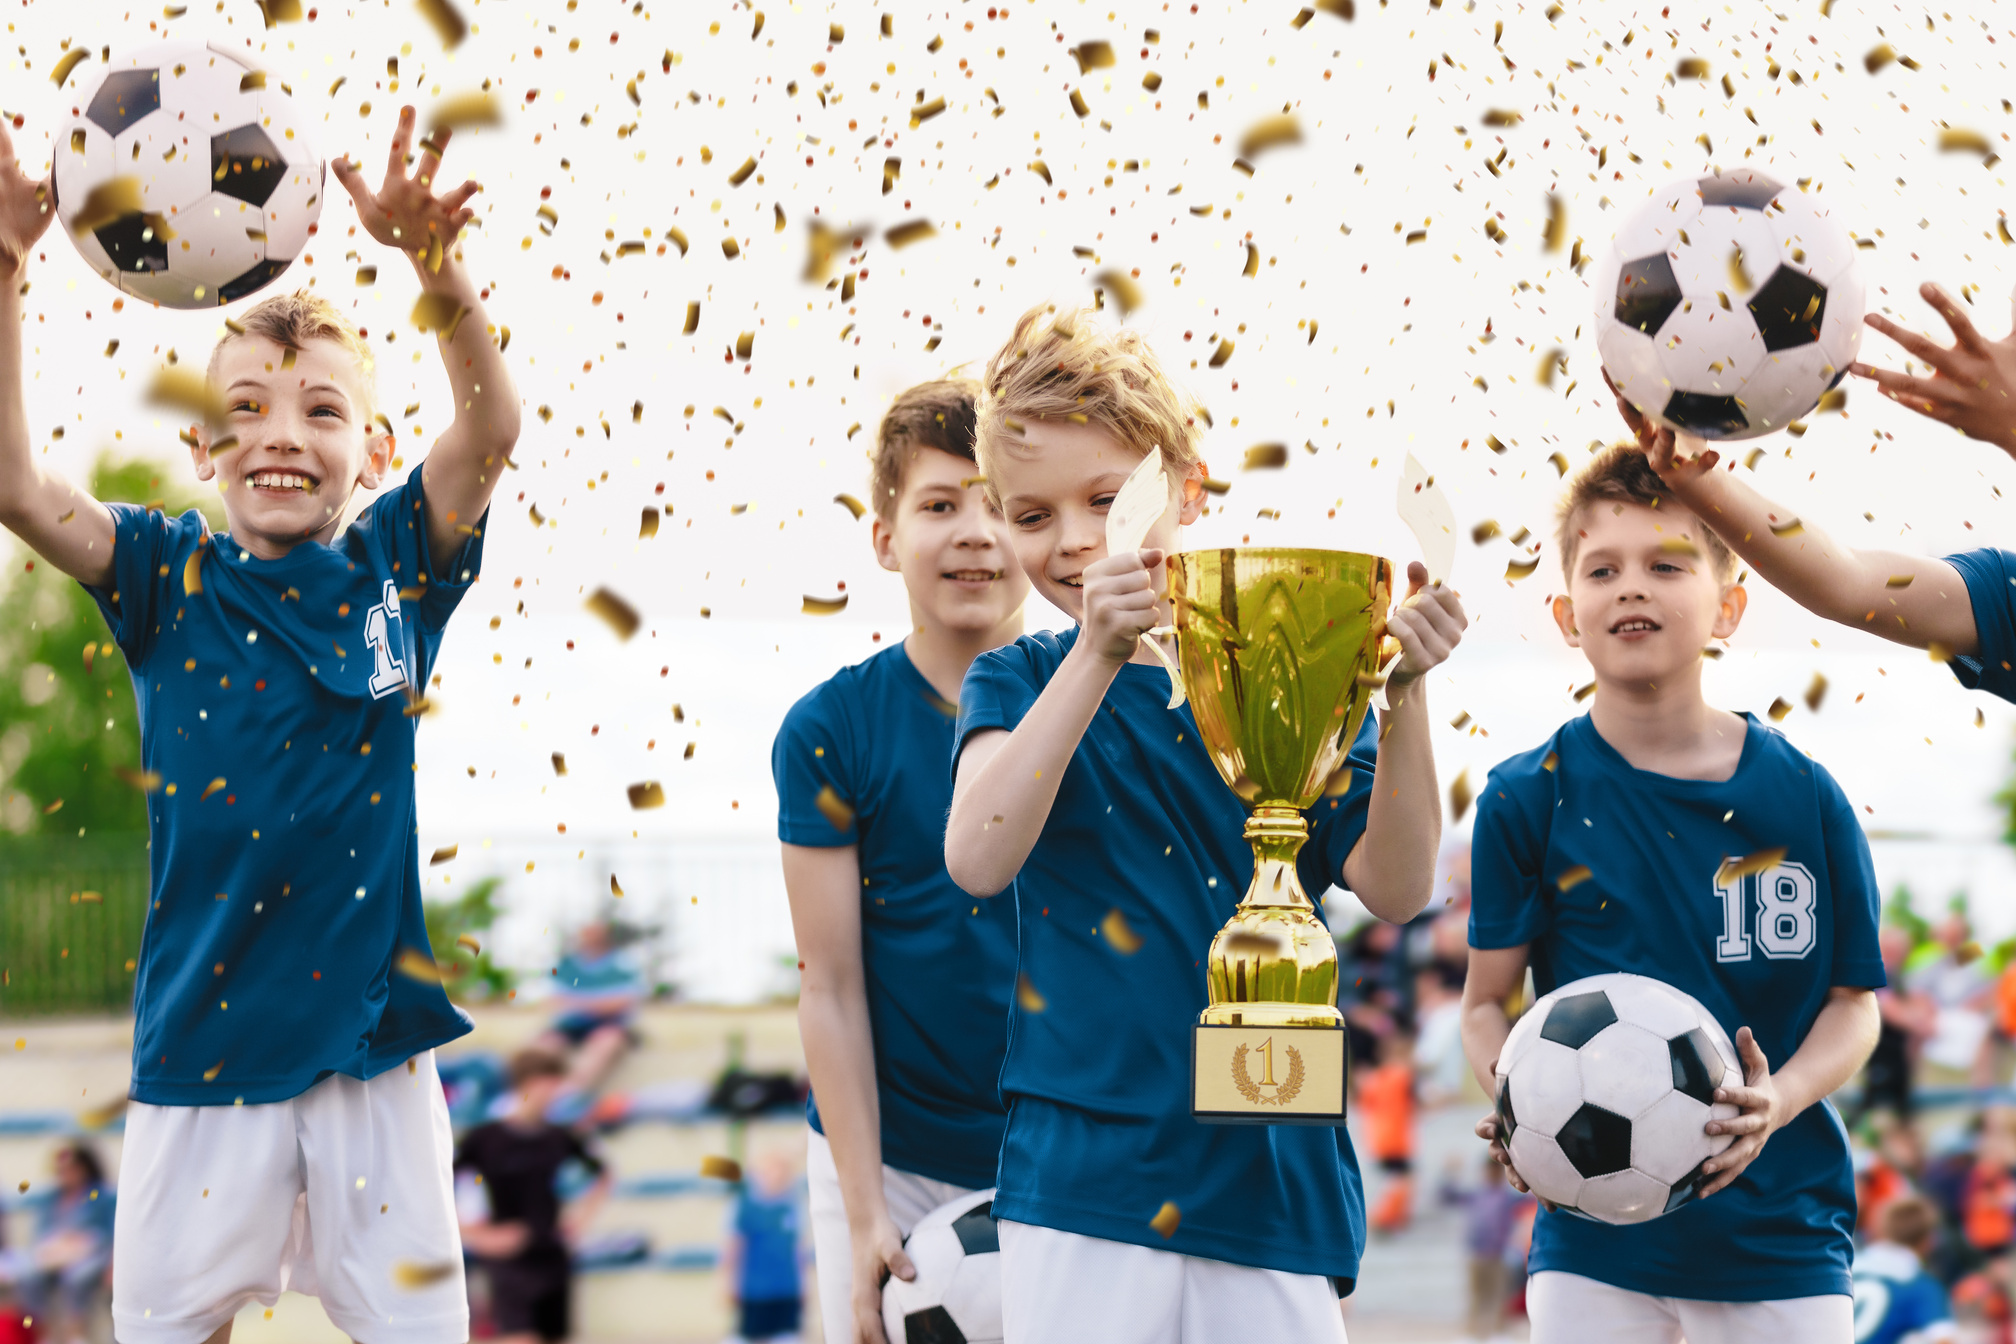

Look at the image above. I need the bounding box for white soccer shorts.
[1529,1270,1854,1344]
[805,1128,980,1344]
[998,1219,1347,1344]
[111,1051,468,1344]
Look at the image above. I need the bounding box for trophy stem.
[1201,806,1343,1023]
[1241,807,1314,911]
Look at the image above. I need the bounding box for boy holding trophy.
[943,302,1468,1341]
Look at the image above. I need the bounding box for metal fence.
[0,840,147,1016]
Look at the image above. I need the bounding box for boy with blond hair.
[773,379,1029,1344]
[943,303,1467,1340]
[1461,445,1885,1343]
[0,107,516,1344]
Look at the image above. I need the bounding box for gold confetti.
[1543,194,1567,252]
[1675,57,1710,78]
[700,1155,743,1182]
[1102,909,1144,954]
[1555,864,1593,892]
[391,1261,458,1290]
[627,782,666,810]
[426,92,498,132]
[202,1061,224,1081]
[1016,974,1047,1012]
[1717,847,1788,882]
[114,766,163,792]
[1209,339,1236,368]
[1573,682,1596,703]
[1481,109,1523,126]
[833,493,867,519]
[1939,128,1994,156]
[1449,769,1473,822]
[639,508,660,540]
[1768,518,1805,538]
[814,785,855,832]
[415,0,467,47]
[727,157,757,187]
[803,594,849,615]
[395,949,445,984]
[1028,159,1052,185]
[1069,88,1091,118]
[199,778,227,802]
[1471,520,1502,544]
[1241,242,1261,278]
[71,176,142,234]
[1727,244,1754,293]
[885,219,938,249]
[1864,43,1896,73]
[909,96,946,127]
[1092,268,1143,315]
[1506,556,1540,580]
[551,753,568,776]
[1072,40,1116,74]
[1956,940,1985,967]
[410,294,468,341]
[585,588,642,640]
[1547,451,1570,477]
[1928,642,1954,664]
[1885,574,1914,589]
[610,874,625,899]
[456,934,481,954]
[1804,672,1828,712]
[50,48,90,87]
[1767,697,1794,722]
[684,302,701,335]
[1242,443,1287,470]
[722,238,741,259]
[429,845,458,865]
[1150,1202,1182,1238]
[1237,114,1302,160]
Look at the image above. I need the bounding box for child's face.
[191,335,390,554]
[991,417,1203,622]
[1552,500,1745,688]
[871,444,1029,636]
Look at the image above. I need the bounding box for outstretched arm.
[1610,375,1980,658]
[0,121,114,587]
[334,106,519,569]
[1852,281,2016,455]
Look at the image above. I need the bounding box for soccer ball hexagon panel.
[1594,171,1864,441]
[1494,973,1741,1225]
[52,42,324,309]
[883,1188,1003,1344]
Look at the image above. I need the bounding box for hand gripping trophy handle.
[1169,547,1394,1125]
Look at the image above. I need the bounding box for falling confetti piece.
[411,294,468,341]
[1864,43,1896,73]
[1071,40,1116,74]
[585,588,642,641]
[1449,769,1473,822]
[395,948,446,983]
[833,493,867,520]
[1956,940,1985,967]
[50,48,91,88]
[803,594,850,615]
[1101,909,1144,954]
[1803,673,1828,712]
[1573,682,1597,703]
[1237,114,1302,160]
[1017,973,1047,1013]
[1547,452,1570,477]
[885,219,938,249]
[610,874,625,899]
[455,935,481,954]
[202,1061,223,1081]
[627,782,666,810]
[1028,159,1052,186]
[429,845,458,865]
[1092,268,1143,315]
[1555,864,1593,892]
[199,778,227,802]
[684,302,701,335]
[1542,194,1567,252]
[727,157,757,187]
[814,785,856,832]
[1939,128,1994,156]
[1505,556,1540,580]
[414,0,467,47]
[391,1261,458,1290]
[1481,109,1523,127]
[1767,697,1794,722]
[1717,846,1788,882]
[1928,642,1954,664]
[1471,520,1502,544]
[1150,1202,1182,1238]
[1727,244,1754,293]
[909,96,946,127]
[1675,57,1710,79]
[551,753,568,777]
[1768,518,1805,538]
[426,92,499,132]
[639,508,660,540]
[1242,443,1286,471]
[114,766,163,792]
[700,1155,743,1181]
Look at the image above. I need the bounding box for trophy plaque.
[1169,547,1395,1125]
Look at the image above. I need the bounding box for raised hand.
[1603,369,1719,487]
[1853,281,2016,450]
[332,105,480,263]
[1387,560,1467,686]
[1079,548,1165,665]
[0,120,54,279]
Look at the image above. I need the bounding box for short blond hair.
[205,289,379,427]
[1555,443,1736,583]
[868,378,979,521]
[974,302,1202,505]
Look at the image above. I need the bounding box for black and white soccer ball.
[881,1188,1002,1344]
[1593,169,1863,441]
[52,42,324,309]
[1495,972,1742,1225]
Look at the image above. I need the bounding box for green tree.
[0,455,220,851]
[423,876,517,1003]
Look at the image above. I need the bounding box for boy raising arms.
[943,304,1467,1342]
[1461,446,1885,1343]
[0,108,517,1344]
[772,380,1029,1344]
[1612,282,2016,703]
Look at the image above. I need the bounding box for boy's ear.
[187,423,217,483]
[869,514,903,573]
[1713,581,1748,640]
[1550,593,1583,648]
[1176,458,1209,525]
[356,427,396,491]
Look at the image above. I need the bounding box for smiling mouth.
[1056,575,1084,589]
[246,469,317,493]
[943,569,1004,582]
[1610,616,1661,634]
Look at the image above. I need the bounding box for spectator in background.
[0,1143,115,1344]
[1858,1112,1928,1239]
[456,1046,614,1344]
[720,1148,804,1344]
[1412,967,1471,1107]
[539,920,649,1100]
[1857,926,1938,1126]
[1853,1195,1957,1344]
[1340,918,1407,1069]
[1357,1031,1419,1234]
[1440,1151,1532,1344]
[1911,909,1997,1085]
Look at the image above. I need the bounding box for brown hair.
[973,302,1202,507]
[1880,1194,1939,1251]
[508,1044,569,1089]
[869,378,979,520]
[1554,444,1736,583]
[205,289,380,427]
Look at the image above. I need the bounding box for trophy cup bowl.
[1168,547,1395,1125]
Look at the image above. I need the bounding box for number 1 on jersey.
[364,580,409,699]
[1712,860,1818,963]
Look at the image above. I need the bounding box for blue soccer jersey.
[772,644,1018,1189]
[954,628,1379,1284]
[1470,712,1886,1301]
[1853,1242,1951,1344]
[1945,549,2016,701]
[86,472,481,1105]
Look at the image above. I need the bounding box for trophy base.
[1192,1012,1348,1126]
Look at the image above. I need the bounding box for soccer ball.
[1495,972,1742,1225]
[51,42,324,309]
[882,1188,1002,1344]
[1592,169,1864,440]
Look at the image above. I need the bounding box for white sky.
[10,0,2016,990]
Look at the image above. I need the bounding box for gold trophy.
[1169,547,1395,1125]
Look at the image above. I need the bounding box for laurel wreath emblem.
[1229,1042,1305,1105]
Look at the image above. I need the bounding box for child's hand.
[1698,1026,1785,1197]
[1854,281,2016,450]
[851,1214,912,1344]
[1473,1112,1552,1208]
[0,120,54,280]
[332,105,480,263]
[1387,561,1467,687]
[1079,548,1165,666]
[1603,370,1720,487]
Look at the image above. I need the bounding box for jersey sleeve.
[348,467,487,636]
[951,642,1043,773]
[772,681,860,848]
[1942,549,2016,701]
[1468,759,1554,950]
[83,503,205,668]
[1299,709,1380,894]
[1819,766,1887,989]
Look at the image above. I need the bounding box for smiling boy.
[0,108,516,1344]
[942,304,1467,1341]
[772,379,1029,1344]
[1460,446,1884,1343]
